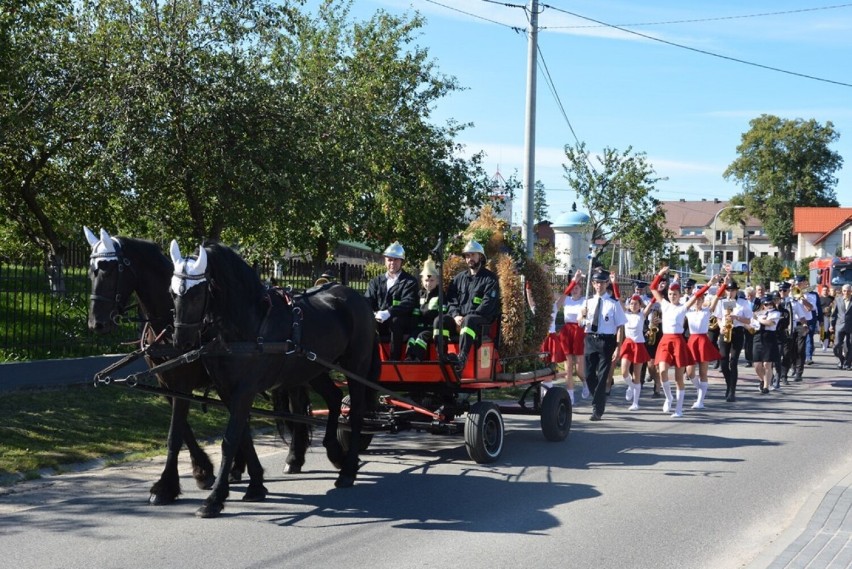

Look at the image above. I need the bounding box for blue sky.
[311,1,852,220]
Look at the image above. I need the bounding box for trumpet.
[792,285,803,300]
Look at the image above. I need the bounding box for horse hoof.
[195,502,224,518]
[149,493,177,506]
[334,474,355,488]
[196,474,216,490]
[242,484,268,502]
[284,463,303,474]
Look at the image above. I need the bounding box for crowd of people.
[357,240,852,422]
[545,267,852,421]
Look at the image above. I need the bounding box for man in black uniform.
[365,241,419,360]
[440,239,500,373]
[777,282,809,383]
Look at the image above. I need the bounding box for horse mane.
[202,241,267,332]
[115,236,172,278]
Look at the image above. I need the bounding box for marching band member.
[620,294,654,411]
[777,282,810,383]
[713,276,753,402]
[685,274,724,409]
[649,267,704,418]
[752,295,782,393]
[558,270,589,400]
[580,268,627,421]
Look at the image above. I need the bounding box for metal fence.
[0,243,375,362]
[1,241,647,362]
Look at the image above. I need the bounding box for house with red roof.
[793,207,852,260]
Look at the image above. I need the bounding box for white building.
[661,199,779,276]
[793,207,852,260]
[551,210,593,275]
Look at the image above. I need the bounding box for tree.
[724,115,842,261]
[562,142,671,272]
[80,0,301,247]
[249,0,494,263]
[533,180,548,223]
[0,0,109,289]
[751,255,784,286]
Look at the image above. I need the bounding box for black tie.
[591,297,602,333]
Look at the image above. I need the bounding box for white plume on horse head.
[170,240,208,295]
[84,226,118,269]
[83,226,99,248]
[99,228,115,254]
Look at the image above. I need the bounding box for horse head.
[170,240,211,351]
[84,226,136,333]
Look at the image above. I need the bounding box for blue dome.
[552,210,591,229]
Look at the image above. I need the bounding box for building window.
[725,252,734,262]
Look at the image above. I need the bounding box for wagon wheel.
[337,395,373,453]
[464,401,504,464]
[540,386,571,442]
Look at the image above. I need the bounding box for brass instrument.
[709,315,719,331]
[792,285,803,300]
[722,300,736,343]
[647,308,661,344]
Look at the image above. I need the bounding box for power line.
[541,3,852,88]
[421,0,524,31]
[542,3,852,29]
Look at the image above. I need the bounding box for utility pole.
[522,0,539,258]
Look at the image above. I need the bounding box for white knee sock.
[568,389,575,405]
[631,382,641,408]
[690,375,700,390]
[698,381,708,404]
[662,380,673,402]
[675,388,685,414]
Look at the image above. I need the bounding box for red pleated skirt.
[655,333,694,367]
[540,332,565,363]
[687,333,721,363]
[620,338,651,364]
[558,322,585,356]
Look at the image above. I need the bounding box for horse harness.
[96,284,423,412]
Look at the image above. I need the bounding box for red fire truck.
[808,256,852,289]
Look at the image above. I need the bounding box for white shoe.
[663,399,671,413]
[629,403,640,411]
[691,401,704,409]
[671,410,683,418]
[581,385,590,399]
[822,344,828,352]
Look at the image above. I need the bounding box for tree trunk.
[45,249,66,296]
[313,236,330,276]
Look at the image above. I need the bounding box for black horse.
[84,227,310,505]
[170,240,379,518]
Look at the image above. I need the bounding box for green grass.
[1,264,139,362]
[0,383,276,484]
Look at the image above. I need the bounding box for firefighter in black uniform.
[365,241,419,360]
[439,240,500,373]
[404,257,444,361]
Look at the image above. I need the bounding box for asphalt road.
[2,348,851,569]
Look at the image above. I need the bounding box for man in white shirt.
[581,268,627,421]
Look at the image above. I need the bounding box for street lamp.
[709,205,746,276]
